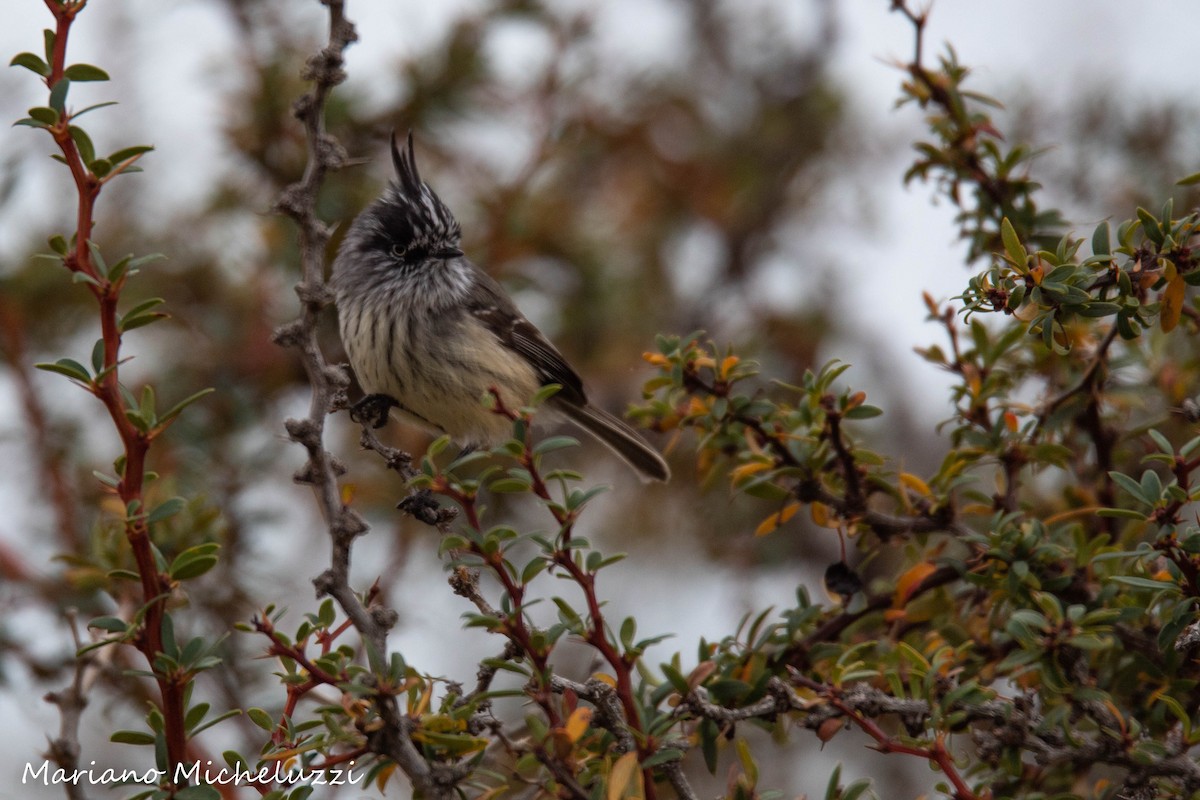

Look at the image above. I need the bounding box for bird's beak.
[434,246,464,260]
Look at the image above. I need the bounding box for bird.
[331,132,670,482]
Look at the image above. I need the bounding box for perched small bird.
[332,133,670,482]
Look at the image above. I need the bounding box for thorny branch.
[270,3,459,798]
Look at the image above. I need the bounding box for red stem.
[40,0,189,782]
[829,696,977,800]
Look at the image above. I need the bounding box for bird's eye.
[389,243,429,263]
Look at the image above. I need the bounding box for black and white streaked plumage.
[332,132,670,482]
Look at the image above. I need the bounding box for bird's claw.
[349,393,398,429]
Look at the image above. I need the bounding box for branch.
[43,611,114,800]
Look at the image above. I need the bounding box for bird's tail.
[557,402,671,482]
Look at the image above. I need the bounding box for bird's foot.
[398,488,455,526]
[349,393,398,429]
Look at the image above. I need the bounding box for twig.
[1035,324,1120,430]
[43,611,112,800]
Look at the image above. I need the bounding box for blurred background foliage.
[3,0,1200,797]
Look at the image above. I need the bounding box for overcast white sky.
[3,1,1200,797]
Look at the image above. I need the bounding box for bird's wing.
[465,269,588,406]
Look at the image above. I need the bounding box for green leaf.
[92,470,120,488]
[1096,507,1148,520]
[13,118,49,128]
[490,478,531,493]
[844,404,883,420]
[28,106,58,125]
[121,312,168,332]
[147,497,186,524]
[641,748,685,768]
[174,786,220,800]
[1108,471,1148,505]
[48,78,70,113]
[1177,172,1200,187]
[63,63,110,82]
[89,158,112,178]
[190,709,241,738]
[1000,217,1025,265]
[69,125,95,165]
[247,707,275,731]
[110,730,156,746]
[9,52,50,76]
[660,663,690,694]
[184,703,209,732]
[170,554,218,581]
[35,358,91,384]
[1137,207,1163,245]
[1109,575,1181,594]
[159,387,214,425]
[89,616,128,633]
[43,29,55,65]
[1091,221,1111,256]
[532,435,579,455]
[72,100,118,120]
[108,144,154,164]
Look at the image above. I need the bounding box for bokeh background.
[2,1,1199,797]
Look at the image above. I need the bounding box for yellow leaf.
[720,355,740,377]
[592,672,617,688]
[607,751,642,800]
[411,680,433,717]
[564,707,592,743]
[1162,273,1185,332]
[894,562,938,607]
[340,483,356,505]
[898,472,931,497]
[693,356,716,370]
[755,502,800,536]
[642,352,669,366]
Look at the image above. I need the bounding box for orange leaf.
[642,352,669,366]
[1003,411,1018,432]
[592,672,617,688]
[883,608,907,622]
[894,562,938,607]
[686,396,709,417]
[1162,273,1185,332]
[687,660,717,689]
[720,355,740,377]
[755,502,800,536]
[810,501,836,529]
[341,483,357,505]
[731,461,773,483]
[564,707,592,743]
[375,762,397,792]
